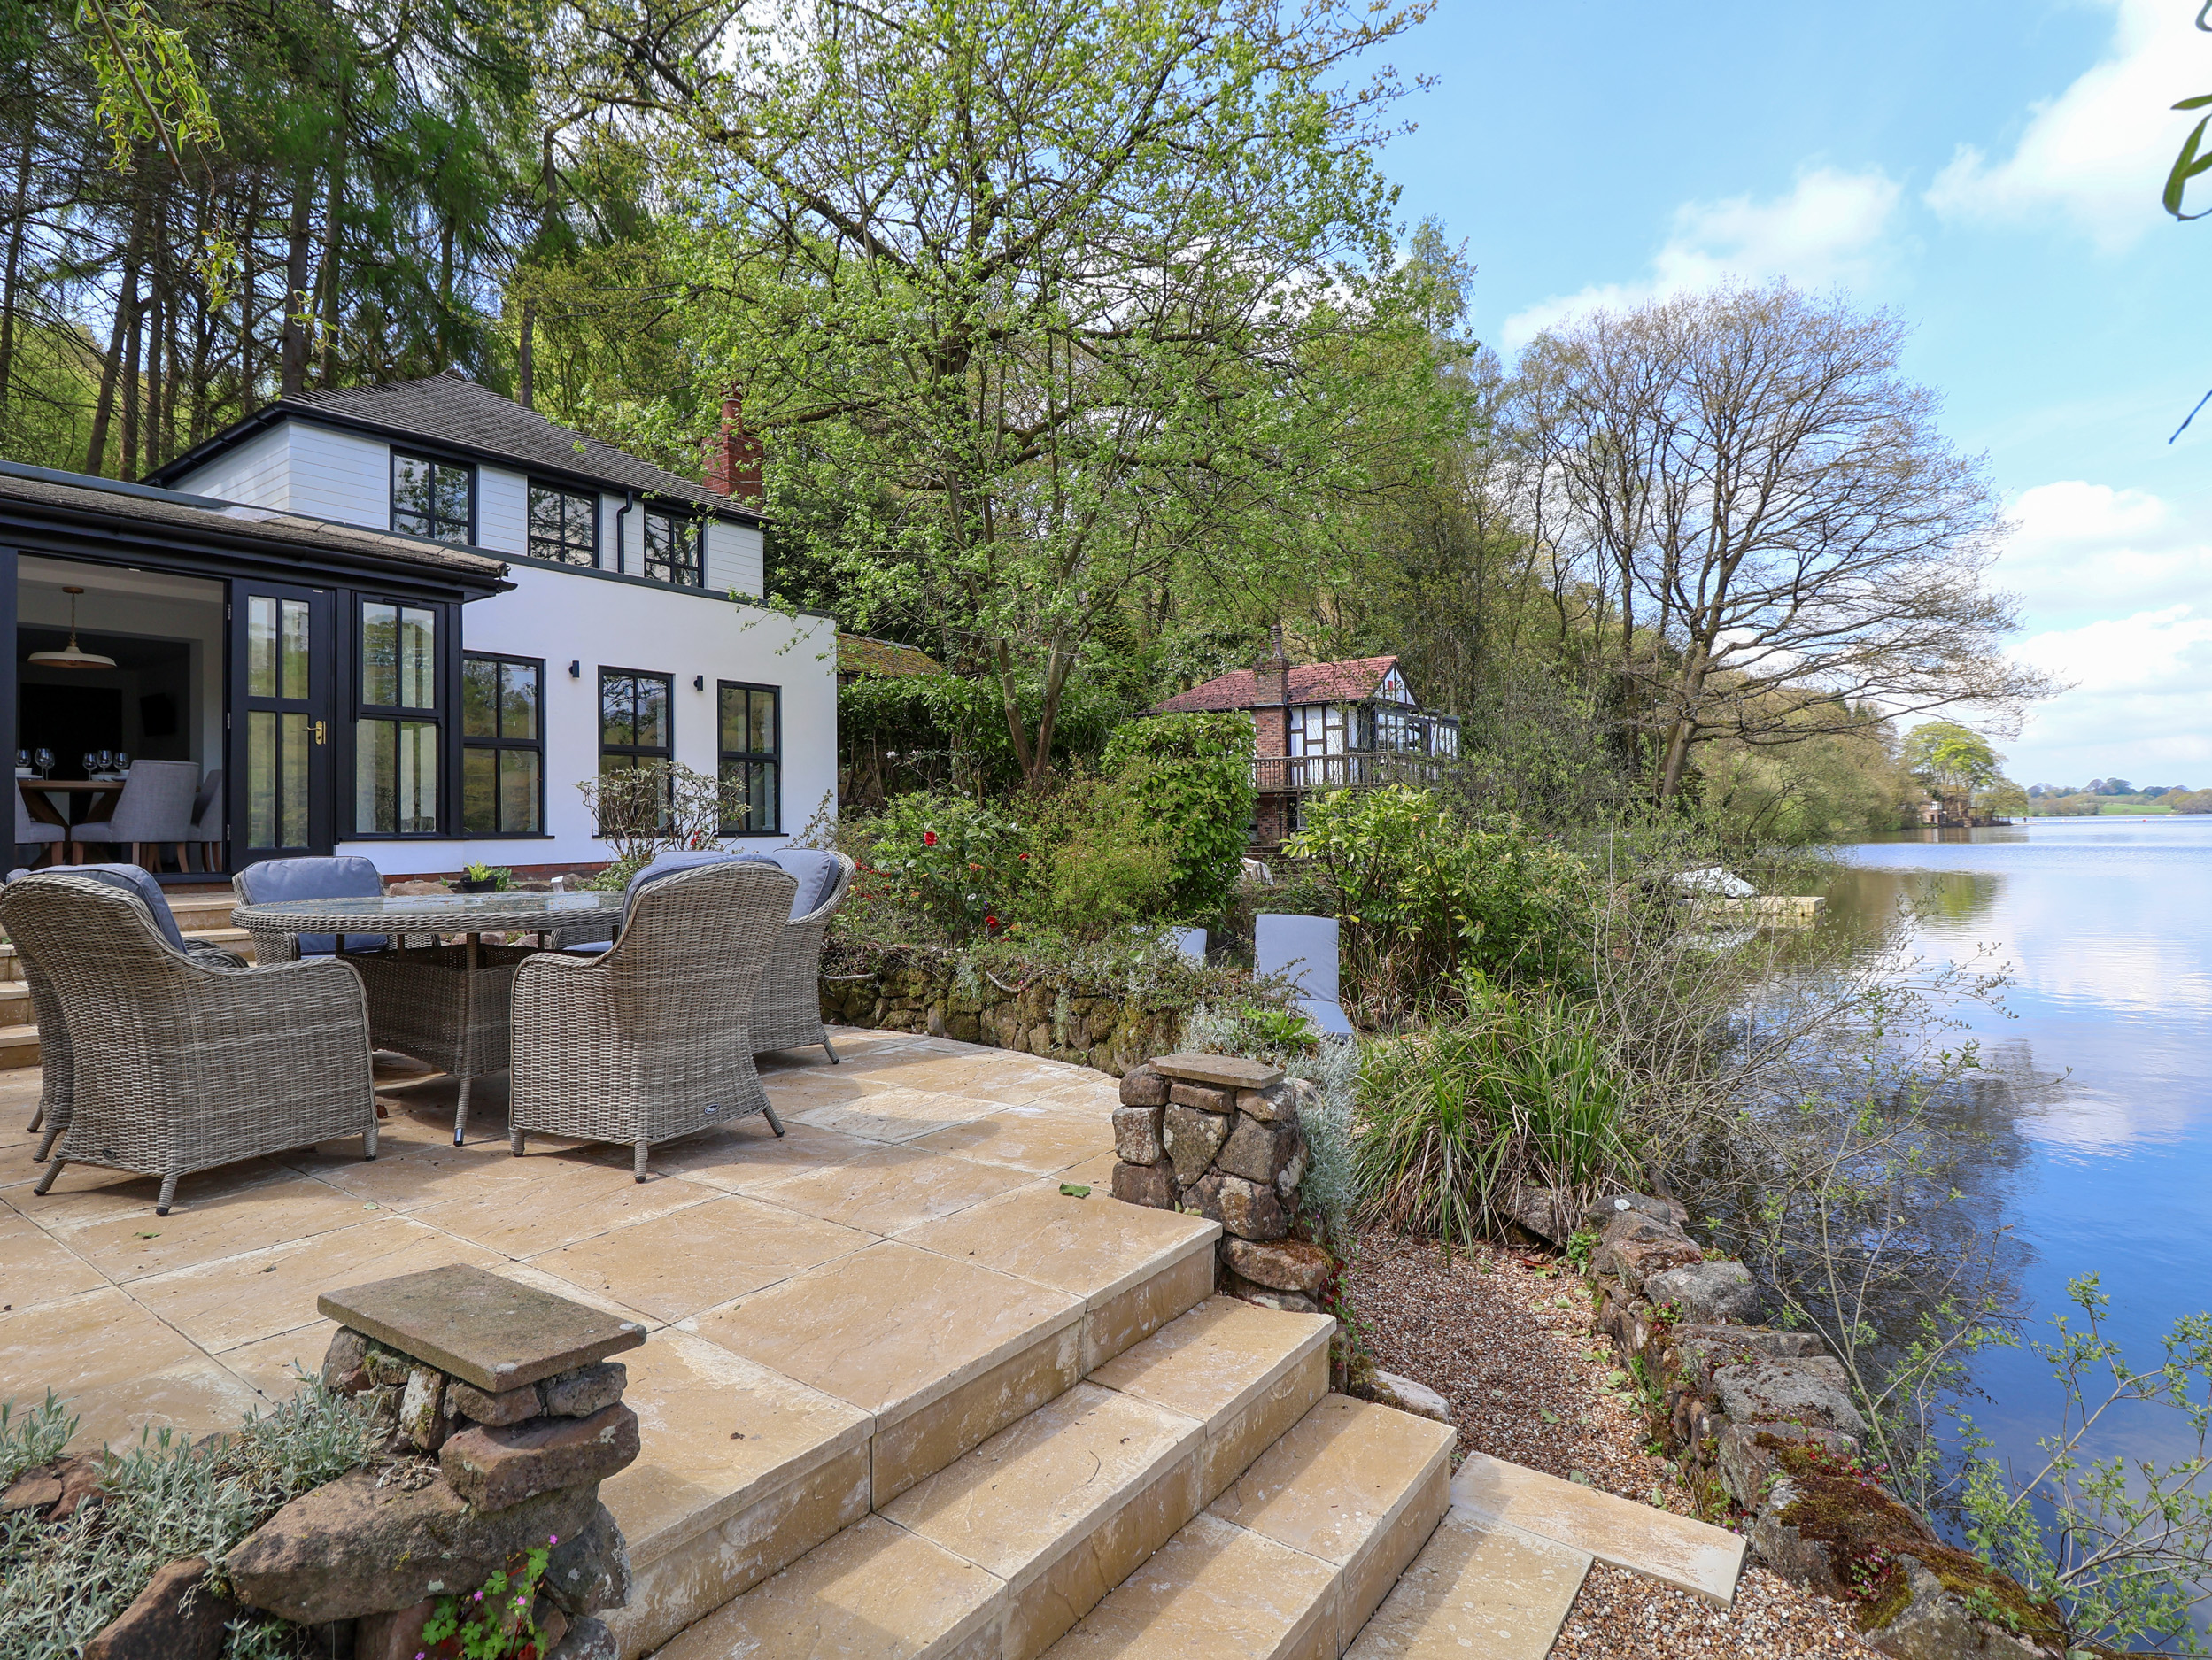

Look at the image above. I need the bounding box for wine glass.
[114,750,130,774]
[34,749,52,778]
[96,750,115,777]
[81,752,98,777]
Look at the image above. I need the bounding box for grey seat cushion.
[234,855,389,954]
[736,850,844,919]
[623,850,743,925]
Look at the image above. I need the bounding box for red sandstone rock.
[83,1558,230,1660]
[440,1405,641,1512]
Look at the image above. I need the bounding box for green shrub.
[866,790,1031,938]
[1283,785,1599,1017]
[0,1378,383,1659]
[1102,712,1256,920]
[1014,776,1176,933]
[1355,971,1640,1247]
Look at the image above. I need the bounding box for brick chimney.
[1251,624,1293,763]
[1251,623,1291,706]
[703,392,764,505]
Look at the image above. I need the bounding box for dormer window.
[391,452,472,544]
[528,482,598,567]
[643,509,701,587]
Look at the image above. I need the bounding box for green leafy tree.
[1101,711,1256,919]
[1900,720,2001,796]
[561,0,1453,784]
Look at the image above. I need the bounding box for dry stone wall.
[1575,1194,2069,1659]
[818,958,1185,1075]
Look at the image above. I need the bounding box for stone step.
[1343,1512,1590,1659]
[1040,1395,1458,1659]
[0,1023,36,1070]
[642,1296,1334,1660]
[1448,1451,1744,1606]
[602,1198,1224,1658]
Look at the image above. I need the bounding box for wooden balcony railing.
[1251,751,1451,793]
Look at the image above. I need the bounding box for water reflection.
[1825,817,2212,1636]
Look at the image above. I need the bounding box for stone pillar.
[1111,1051,1334,1315]
[227,1265,645,1660]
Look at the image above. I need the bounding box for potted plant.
[456,862,513,894]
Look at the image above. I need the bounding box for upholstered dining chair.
[69,759,199,871]
[232,855,391,961]
[12,786,64,869]
[187,768,224,871]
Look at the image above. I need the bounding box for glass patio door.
[232,582,335,859]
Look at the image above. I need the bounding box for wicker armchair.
[555,850,855,1062]
[508,861,795,1181]
[0,870,377,1214]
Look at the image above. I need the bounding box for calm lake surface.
[1825,817,2212,1512]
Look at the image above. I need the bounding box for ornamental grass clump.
[1355,970,1642,1248]
[0,1381,383,1660]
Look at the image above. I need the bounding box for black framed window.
[597,668,672,838]
[462,654,543,835]
[391,452,472,544]
[643,509,701,586]
[528,483,598,567]
[355,599,441,835]
[718,682,779,834]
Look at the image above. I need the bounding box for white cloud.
[1499,166,1902,350]
[1995,479,2212,622]
[1923,0,2205,251]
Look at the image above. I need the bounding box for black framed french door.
[229,581,336,861]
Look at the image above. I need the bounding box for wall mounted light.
[568,660,581,679]
[693,675,705,691]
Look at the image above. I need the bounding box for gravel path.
[1349,1229,1873,1658]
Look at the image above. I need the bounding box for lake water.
[1825,817,2212,1557]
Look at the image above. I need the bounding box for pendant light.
[27,587,117,670]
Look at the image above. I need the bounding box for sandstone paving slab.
[898,1180,1218,1365]
[1209,1395,1456,1650]
[318,1263,646,1392]
[29,1170,378,1280]
[406,1163,723,1257]
[0,1286,262,1452]
[127,1215,503,1352]
[881,1380,1203,1659]
[742,1143,1033,1236]
[1088,1296,1334,1501]
[1149,1053,1284,1092]
[912,1103,1114,1175]
[307,1139,567,1210]
[654,1514,1004,1660]
[1449,1449,1744,1605]
[693,1242,1083,1427]
[1342,1512,1590,1660]
[1054,1151,1118,1192]
[4,1154,296,1227]
[612,1119,886,1197]
[215,1319,341,1403]
[792,1084,1005,1145]
[0,1129,59,1191]
[598,1327,872,1567]
[526,1195,870,1324]
[1040,1509,1336,1660]
[0,1206,106,1309]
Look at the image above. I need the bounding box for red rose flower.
[922,830,939,846]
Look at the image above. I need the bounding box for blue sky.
[1376,0,2212,790]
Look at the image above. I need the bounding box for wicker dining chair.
[13,864,246,1156]
[508,860,796,1181]
[556,849,855,1063]
[0,870,377,1214]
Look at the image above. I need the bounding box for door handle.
[314,721,328,745]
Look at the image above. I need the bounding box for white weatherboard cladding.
[172,421,290,509]
[338,565,838,874]
[475,465,528,557]
[284,423,391,527]
[705,518,763,597]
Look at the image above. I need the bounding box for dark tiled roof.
[282,373,742,515]
[1152,656,1400,714]
[838,634,945,679]
[0,462,508,582]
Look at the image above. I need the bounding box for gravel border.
[1349,1229,1874,1658]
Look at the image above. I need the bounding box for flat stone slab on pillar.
[318,1264,646,1393]
[1149,1054,1284,1092]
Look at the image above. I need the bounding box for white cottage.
[4,372,834,880]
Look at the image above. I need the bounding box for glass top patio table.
[231,890,623,935]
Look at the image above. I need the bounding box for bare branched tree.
[1517,284,2058,802]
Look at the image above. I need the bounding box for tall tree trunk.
[517,294,535,408]
[241,180,261,407]
[119,273,143,481]
[280,166,313,397]
[0,131,34,411]
[316,141,344,385]
[87,196,150,475]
